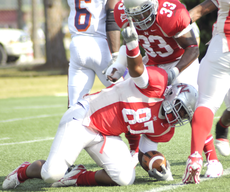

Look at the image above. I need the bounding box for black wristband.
[106,9,120,31]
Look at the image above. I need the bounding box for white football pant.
[68,35,112,108]
[41,101,135,186]
[196,34,230,113]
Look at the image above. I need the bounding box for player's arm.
[122,17,148,88]
[174,28,199,72]
[106,0,121,53]
[189,0,217,23]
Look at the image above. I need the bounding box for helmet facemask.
[163,99,191,127]
[162,83,198,127]
[124,0,158,30]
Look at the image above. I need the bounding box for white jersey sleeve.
[67,0,107,38]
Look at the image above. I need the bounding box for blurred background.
[0,0,217,71]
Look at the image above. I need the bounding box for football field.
[0,75,230,192]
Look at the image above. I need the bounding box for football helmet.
[162,83,198,127]
[123,0,159,30]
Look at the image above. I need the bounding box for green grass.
[0,72,230,192]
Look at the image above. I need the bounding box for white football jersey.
[67,0,107,38]
[212,0,230,52]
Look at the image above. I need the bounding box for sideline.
[145,168,230,192]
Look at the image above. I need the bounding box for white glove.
[102,52,119,74]
[148,161,174,181]
[122,17,138,51]
[166,67,179,86]
[106,45,127,82]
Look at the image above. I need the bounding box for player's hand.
[148,161,174,181]
[105,64,126,82]
[122,17,138,50]
[102,52,118,74]
[166,67,179,86]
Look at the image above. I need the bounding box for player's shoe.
[2,162,30,189]
[215,139,230,156]
[182,152,203,184]
[130,150,139,168]
[204,160,223,178]
[51,164,86,187]
[65,164,76,175]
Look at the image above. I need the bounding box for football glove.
[102,52,119,74]
[148,160,174,181]
[166,67,179,86]
[122,17,138,51]
[105,45,127,82]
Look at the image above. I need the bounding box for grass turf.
[0,74,230,192]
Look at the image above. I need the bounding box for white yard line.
[145,168,230,192]
[13,104,65,109]
[0,137,10,140]
[0,137,54,146]
[0,113,63,123]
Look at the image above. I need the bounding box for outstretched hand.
[122,17,138,50]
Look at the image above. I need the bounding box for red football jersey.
[82,66,175,143]
[114,0,191,65]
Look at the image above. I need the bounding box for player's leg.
[86,135,135,186]
[68,36,96,108]
[215,90,230,156]
[88,37,112,88]
[172,58,222,177]
[183,34,230,184]
[203,134,223,177]
[52,135,135,187]
[2,103,96,189]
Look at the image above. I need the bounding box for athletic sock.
[191,106,214,155]
[18,163,31,182]
[216,120,229,139]
[77,171,98,186]
[203,134,218,161]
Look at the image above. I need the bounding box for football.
[141,151,167,172]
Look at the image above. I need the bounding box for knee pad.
[113,166,135,186]
[41,164,65,183]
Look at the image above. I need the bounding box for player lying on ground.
[3,17,198,190]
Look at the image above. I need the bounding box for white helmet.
[162,83,198,127]
[123,0,159,30]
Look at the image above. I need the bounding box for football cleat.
[215,139,230,156]
[2,162,30,189]
[130,150,139,168]
[65,164,76,175]
[182,152,203,184]
[51,164,86,187]
[204,160,223,178]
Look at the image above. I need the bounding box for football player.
[3,18,198,189]
[182,0,230,184]
[67,0,120,109]
[189,0,230,157]
[66,0,139,165]
[106,0,222,178]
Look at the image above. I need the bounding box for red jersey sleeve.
[136,66,168,98]
[157,0,191,37]
[114,0,128,29]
